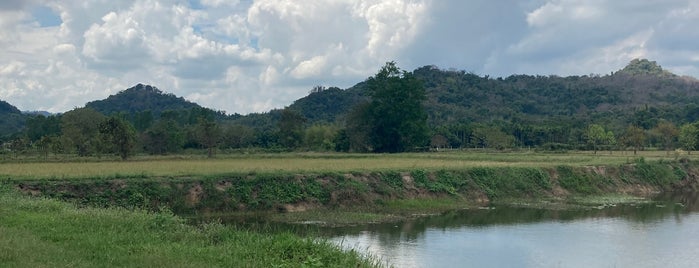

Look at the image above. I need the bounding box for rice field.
[0,150,693,180]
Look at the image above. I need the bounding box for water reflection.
[191,193,699,267]
[328,193,699,268]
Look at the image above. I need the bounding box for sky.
[1,0,699,115]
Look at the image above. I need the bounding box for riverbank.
[0,186,379,267]
[8,157,698,225]
[3,154,698,266]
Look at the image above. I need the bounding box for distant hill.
[22,111,54,116]
[282,59,699,133]
[3,59,699,144]
[0,99,26,138]
[85,84,202,117]
[286,85,367,123]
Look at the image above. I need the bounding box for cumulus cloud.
[2,0,699,114]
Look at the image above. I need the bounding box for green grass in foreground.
[0,189,379,268]
[1,150,691,180]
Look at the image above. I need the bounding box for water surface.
[328,193,699,267]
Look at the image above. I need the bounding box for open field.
[1,150,694,180]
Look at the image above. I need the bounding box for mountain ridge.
[2,58,699,143]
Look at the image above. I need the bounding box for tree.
[362,61,429,153]
[26,115,61,142]
[344,102,373,152]
[304,124,338,151]
[61,107,105,156]
[133,110,153,132]
[99,117,137,160]
[585,124,606,154]
[196,117,221,158]
[222,124,255,149]
[430,134,449,150]
[277,109,306,149]
[143,119,184,155]
[653,121,678,155]
[679,123,698,154]
[621,125,646,155]
[605,130,616,154]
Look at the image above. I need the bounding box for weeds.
[0,190,380,267]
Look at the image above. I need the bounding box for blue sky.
[1,0,698,114]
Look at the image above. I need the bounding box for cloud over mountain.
[1,0,699,114]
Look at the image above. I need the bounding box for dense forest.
[3,59,699,158]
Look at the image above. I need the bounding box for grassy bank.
[4,152,694,267]
[1,151,691,180]
[8,156,695,218]
[0,187,379,267]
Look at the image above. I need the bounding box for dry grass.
[0,150,693,180]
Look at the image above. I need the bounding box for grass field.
[0,188,379,267]
[0,150,692,180]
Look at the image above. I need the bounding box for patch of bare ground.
[186,183,203,206]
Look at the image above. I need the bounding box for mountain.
[284,59,699,132]
[22,111,54,116]
[286,85,367,123]
[85,84,202,117]
[0,99,26,138]
[3,58,699,147]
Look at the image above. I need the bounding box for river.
[326,193,699,268]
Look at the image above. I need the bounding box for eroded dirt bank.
[12,160,699,214]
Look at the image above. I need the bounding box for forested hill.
[4,58,699,150]
[286,59,699,131]
[0,99,25,137]
[85,84,202,117]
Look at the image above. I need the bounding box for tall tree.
[585,124,606,154]
[653,121,679,155]
[143,119,184,155]
[277,109,306,149]
[363,61,429,153]
[678,123,698,154]
[605,130,616,154]
[61,107,105,156]
[99,116,137,160]
[196,117,221,158]
[621,125,646,155]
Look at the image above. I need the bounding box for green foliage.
[379,171,404,189]
[60,107,106,156]
[222,124,255,149]
[195,118,222,158]
[99,116,137,160]
[585,124,607,154]
[630,158,683,186]
[0,190,377,267]
[618,59,674,77]
[468,167,551,198]
[143,119,185,154]
[359,62,429,153]
[304,124,338,151]
[556,166,603,194]
[26,115,61,142]
[277,109,307,150]
[85,84,202,118]
[0,99,25,138]
[653,121,679,153]
[679,123,699,151]
[621,125,646,154]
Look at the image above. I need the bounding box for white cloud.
[2,0,699,115]
[82,12,150,69]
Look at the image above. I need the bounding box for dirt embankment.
[13,161,699,214]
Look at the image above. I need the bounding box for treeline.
[4,59,699,158]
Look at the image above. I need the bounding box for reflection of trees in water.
[324,193,699,243]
